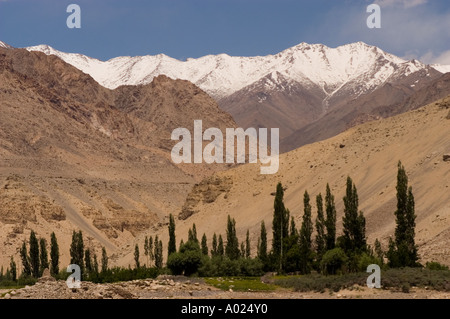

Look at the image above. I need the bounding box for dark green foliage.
[50,232,59,276]
[20,242,32,277]
[374,239,384,265]
[218,235,224,256]
[144,236,149,266]
[154,238,163,268]
[315,193,326,262]
[39,238,49,275]
[29,230,40,278]
[201,233,208,256]
[342,177,367,254]
[10,257,17,282]
[93,252,99,275]
[198,257,264,277]
[134,244,140,269]
[211,233,218,256]
[168,214,177,258]
[289,216,297,237]
[283,231,301,273]
[70,231,85,277]
[90,267,159,284]
[167,240,202,276]
[320,248,348,275]
[390,162,419,268]
[101,247,108,273]
[188,223,198,243]
[425,261,449,271]
[85,249,93,278]
[245,230,251,258]
[356,252,380,272]
[148,236,154,264]
[324,184,336,250]
[299,191,314,274]
[275,272,366,292]
[225,215,240,260]
[272,182,289,269]
[257,221,268,268]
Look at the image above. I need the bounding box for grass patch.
[274,268,450,292]
[204,277,278,292]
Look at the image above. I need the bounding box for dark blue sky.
[1,0,449,64]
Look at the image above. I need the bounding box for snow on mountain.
[0,41,13,49]
[25,42,437,100]
[432,64,450,74]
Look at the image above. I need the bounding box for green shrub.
[320,248,348,275]
[167,240,202,276]
[425,261,449,271]
[357,253,380,272]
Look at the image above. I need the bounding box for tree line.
[1,161,421,284]
[164,161,420,276]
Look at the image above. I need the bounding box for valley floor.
[1,276,449,300]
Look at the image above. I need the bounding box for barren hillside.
[134,96,450,267]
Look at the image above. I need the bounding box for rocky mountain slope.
[24,41,450,151]
[0,46,236,268]
[138,96,450,268]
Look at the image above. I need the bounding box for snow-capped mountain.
[0,41,13,49]
[22,41,450,151]
[432,64,450,74]
[25,42,448,100]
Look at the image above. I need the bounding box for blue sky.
[0,0,449,64]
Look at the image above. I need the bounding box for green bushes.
[320,248,348,275]
[274,267,450,292]
[197,256,264,277]
[167,240,203,276]
[425,261,449,271]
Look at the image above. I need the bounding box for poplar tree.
[39,238,49,275]
[217,235,224,256]
[325,184,337,250]
[168,214,177,258]
[299,191,314,274]
[134,244,140,269]
[101,247,108,273]
[211,233,218,256]
[149,236,154,265]
[315,193,326,261]
[257,221,268,262]
[225,215,239,260]
[85,249,92,276]
[154,236,163,268]
[390,162,419,267]
[10,257,17,282]
[50,232,59,276]
[342,177,367,254]
[144,236,149,266]
[201,234,208,256]
[272,183,289,270]
[29,230,40,278]
[245,230,251,258]
[20,242,32,276]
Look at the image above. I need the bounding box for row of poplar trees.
[13,161,418,279]
[268,160,419,274]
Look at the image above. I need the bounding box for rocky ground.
[1,274,449,299]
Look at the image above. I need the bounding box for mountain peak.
[0,41,13,49]
[24,41,439,99]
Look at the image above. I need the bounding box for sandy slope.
[125,96,450,267]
